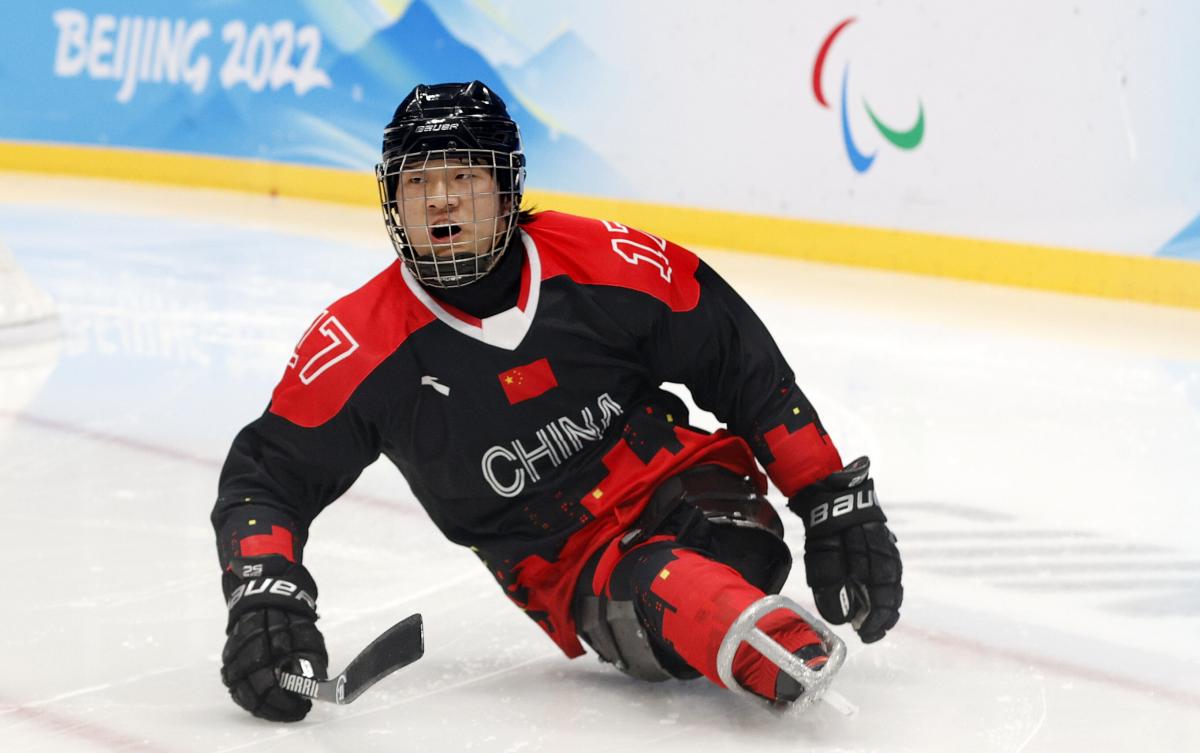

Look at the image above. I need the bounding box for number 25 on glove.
[787,456,903,643]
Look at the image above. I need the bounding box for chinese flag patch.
[498,358,558,404]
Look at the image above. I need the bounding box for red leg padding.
[649,548,821,700]
[730,608,824,700]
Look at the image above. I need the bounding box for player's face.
[397,156,508,260]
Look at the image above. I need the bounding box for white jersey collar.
[400,229,541,351]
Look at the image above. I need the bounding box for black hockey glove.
[787,456,903,643]
[220,555,328,722]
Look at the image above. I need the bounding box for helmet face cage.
[377,148,525,289]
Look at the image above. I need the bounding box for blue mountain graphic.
[122,85,249,155]
[9,0,628,198]
[496,31,623,140]
[424,0,533,68]
[305,0,629,195]
[1158,212,1200,260]
[500,31,606,94]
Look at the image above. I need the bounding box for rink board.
[2,140,1198,310]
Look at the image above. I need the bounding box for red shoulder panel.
[528,211,701,312]
[269,261,435,428]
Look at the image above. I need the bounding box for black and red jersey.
[213,210,842,657]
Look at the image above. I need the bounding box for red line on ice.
[0,697,181,753]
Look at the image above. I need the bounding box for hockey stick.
[277,613,424,705]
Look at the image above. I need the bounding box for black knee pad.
[574,466,793,682]
[631,465,793,594]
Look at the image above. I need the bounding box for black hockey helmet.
[376,81,527,288]
[382,81,525,170]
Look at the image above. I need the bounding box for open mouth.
[429,224,462,243]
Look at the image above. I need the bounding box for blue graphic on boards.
[0,1,627,196]
[1158,213,1200,260]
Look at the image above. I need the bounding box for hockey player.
[213,81,903,721]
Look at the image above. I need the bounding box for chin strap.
[715,594,856,714]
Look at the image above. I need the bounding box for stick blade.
[338,613,424,704]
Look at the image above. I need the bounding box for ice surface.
[0,174,1197,752]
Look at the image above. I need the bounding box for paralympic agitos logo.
[812,17,925,173]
